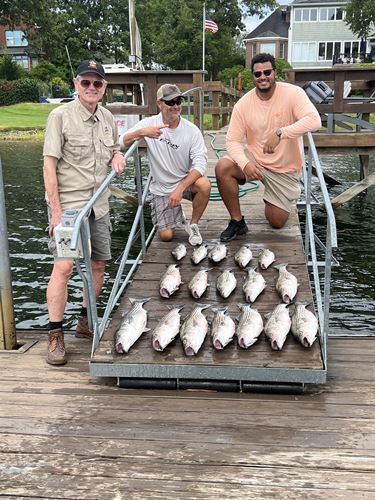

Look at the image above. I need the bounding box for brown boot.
[46,329,67,365]
[75,315,93,339]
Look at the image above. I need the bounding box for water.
[0,141,374,334]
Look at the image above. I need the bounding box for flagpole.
[202,3,206,75]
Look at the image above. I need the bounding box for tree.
[345,0,375,40]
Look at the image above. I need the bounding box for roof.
[244,7,289,40]
[291,0,347,5]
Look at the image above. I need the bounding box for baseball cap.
[157,84,184,101]
[76,60,105,79]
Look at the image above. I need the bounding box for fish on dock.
[242,267,266,303]
[216,269,237,299]
[191,244,208,265]
[188,268,211,299]
[291,303,319,348]
[264,303,291,351]
[274,263,299,304]
[171,243,187,261]
[159,264,183,298]
[234,244,253,269]
[211,306,236,350]
[208,242,227,263]
[180,303,211,356]
[114,298,151,354]
[237,303,264,349]
[152,304,185,352]
[258,248,275,270]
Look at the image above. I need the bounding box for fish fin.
[128,297,151,305]
[273,262,288,269]
[167,303,185,311]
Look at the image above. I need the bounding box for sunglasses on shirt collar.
[253,69,273,78]
[78,79,105,89]
[162,97,183,106]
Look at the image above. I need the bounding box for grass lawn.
[0,103,60,131]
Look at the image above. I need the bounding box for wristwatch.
[275,128,282,139]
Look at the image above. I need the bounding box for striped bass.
[159,264,182,298]
[191,244,208,265]
[188,268,211,299]
[274,263,299,304]
[180,303,211,356]
[237,303,264,349]
[171,243,187,261]
[115,298,150,354]
[258,248,275,270]
[264,303,291,351]
[211,307,235,350]
[291,303,319,348]
[234,244,252,269]
[208,242,227,263]
[152,304,184,351]
[216,269,237,299]
[242,267,266,303]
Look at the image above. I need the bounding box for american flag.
[205,15,218,33]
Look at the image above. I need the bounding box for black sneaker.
[220,217,248,242]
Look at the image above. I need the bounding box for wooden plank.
[331,171,375,208]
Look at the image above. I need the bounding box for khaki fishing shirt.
[43,98,120,219]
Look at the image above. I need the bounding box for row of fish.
[160,262,299,304]
[114,298,318,355]
[172,242,275,269]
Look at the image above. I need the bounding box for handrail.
[302,132,338,369]
[68,141,153,354]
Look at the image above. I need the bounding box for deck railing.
[300,132,338,368]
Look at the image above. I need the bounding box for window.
[279,42,285,59]
[320,7,346,21]
[294,8,318,22]
[292,42,316,62]
[260,42,275,56]
[318,41,346,61]
[343,41,360,59]
[12,55,29,70]
[5,30,28,47]
[252,43,257,59]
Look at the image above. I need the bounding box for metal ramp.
[85,131,336,391]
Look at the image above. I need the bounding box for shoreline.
[0,129,45,141]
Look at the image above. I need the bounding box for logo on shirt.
[159,137,179,150]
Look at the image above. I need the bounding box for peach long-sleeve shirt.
[226,82,321,173]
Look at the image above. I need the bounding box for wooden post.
[359,155,370,181]
[0,158,17,350]
[193,72,204,128]
[221,91,228,127]
[212,89,220,130]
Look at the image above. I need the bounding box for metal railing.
[301,132,338,368]
[70,142,154,355]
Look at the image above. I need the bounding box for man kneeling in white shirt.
[120,84,210,246]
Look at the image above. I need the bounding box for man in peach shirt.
[215,53,321,241]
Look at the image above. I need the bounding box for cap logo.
[88,60,97,69]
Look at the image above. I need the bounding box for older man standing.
[120,84,210,245]
[43,59,125,365]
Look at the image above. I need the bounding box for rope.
[206,133,259,201]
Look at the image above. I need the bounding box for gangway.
[68,96,337,391]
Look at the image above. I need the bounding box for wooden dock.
[90,132,325,385]
[1,331,375,498]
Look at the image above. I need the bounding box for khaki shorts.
[150,188,194,232]
[224,155,301,213]
[48,211,112,261]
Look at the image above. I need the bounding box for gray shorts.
[48,211,112,261]
[150,188,194,232]
[224,155,301,213]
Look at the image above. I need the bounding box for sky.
[244,0,292,34]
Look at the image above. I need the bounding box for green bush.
[51,76,70,97]
[0,78,40,106]
[0,54,28,81]
[30,60,65,83]
[275,58,293,80]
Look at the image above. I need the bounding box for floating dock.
[90,133,325,387]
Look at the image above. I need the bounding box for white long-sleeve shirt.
[120,113,207,196]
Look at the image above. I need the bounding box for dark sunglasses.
[162,97,183,106]
[79,79,105,89]
[253,69,273,78]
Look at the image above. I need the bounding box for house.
[288,0,375,68]
[0,25,37,70]
[243,6,290,68]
